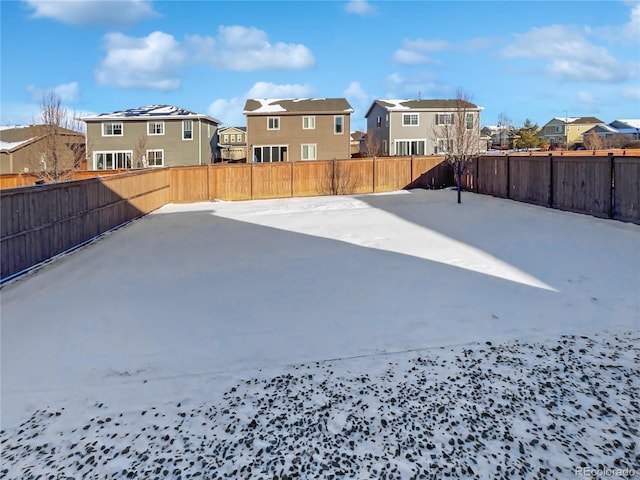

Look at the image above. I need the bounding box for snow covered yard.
[1,188,639,479]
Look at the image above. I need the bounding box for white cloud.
[207,82,317,126]
[344,0,375,16]
[344,81,368,108]
[26,81,80,103]
[186,26,315,71]
[384,72,446,99]
[22,0,159,27]
[247,82,315,98]
[392,38,451,66]
[620,85,640,101]
[95,31,186,90]
[587,2,640,45]
[501,25,637,83]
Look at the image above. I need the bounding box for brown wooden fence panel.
[477,156,509,197]
[374,157,412,192]
[613,156,640,223]
[336,158,374,195]
[252,163,292,199]
[1,170,169,280]
[210,164,252,201]
[552,156,611,218]
[293,160,333,197]
[169,166,208,203]
[509,156,551,206]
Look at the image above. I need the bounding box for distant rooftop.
[243,98,354,115]
[81,105,220,123]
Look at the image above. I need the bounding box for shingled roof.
[81,105,221,123]
[243,98,353,115]
[365,99,481,118]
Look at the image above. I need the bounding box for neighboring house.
[243,98,353,162]
[582,119,640,146]
[80,105,221,170]
[0,125,85,174]
[218,126,247,163]
[364,99,484,156]
[539,117,604,149]
[481,125,512,150]
[350,131,366,157]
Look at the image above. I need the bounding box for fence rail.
[462,154,640,223]
[2,152,638,282]
[1,169,170,280]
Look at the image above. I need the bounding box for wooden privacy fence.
[462,154,640,223]
[0,157,447,281]
[1,169,170,280]
[168,156,448,202]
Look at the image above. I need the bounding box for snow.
[1,189,639,478]
[246,99,287,114]
[0,138,35,151]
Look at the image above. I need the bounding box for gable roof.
[365,99,481,118]
[243,98,353,115]
[81,105,221,124]
[610,119,640,130]
[548,116,604,125]
[0,125,84,153]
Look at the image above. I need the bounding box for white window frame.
[253,145,287,163]
[102,122,123,136]
[230,134,236,143]
[146,149,164,167]
[301,144,317,160]
[182,120,193,140]
[223,134,229,143]
[395,139,425,156]
[435,114,454,126]
[466,113,474,130]
[436,138,453,154]
[303,116,316,129]
[555,125,563,133]
[376,116,382,128]
[334,115,344,135]
[402,113,419,126]
[147,121,164,136]
[267,117,280,130]
[93,150,133,170]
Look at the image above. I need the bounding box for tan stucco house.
[81,105,221,170]
[243,98,353,162]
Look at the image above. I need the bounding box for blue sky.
[1,0,639,131]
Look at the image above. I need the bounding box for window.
[436,139,453,154]
[466,113,474,130]
[403,114,419,126]
[435,114,453,125]
[301,144,317,160]
[230,134,236,142]
[94,151,132,170]
[147,149,164,167]
[102,122,123,136]
[383,140,388,155]
[253,145,287,163]
[148,121,164,135]
[303,116,316,129]
[555,125,564,133]
[267,117,280,130]
[395,140,425,156]
[376,116,382,128]
[183,120,193,140]
[334,116,344,134]
[223,134,229,143]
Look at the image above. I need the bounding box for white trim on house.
[102,122,123,137]
[93,150,133,170]
[301,144,317,160]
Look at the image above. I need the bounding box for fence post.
[609,153,615,219]
[290,161,294,198]
[506,155,511,199]
[372,156,376,193]
[250,163,254,200]
[475,156,479,193]
[548,153,554,208]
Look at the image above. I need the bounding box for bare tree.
[322,159,354,195]
[362,133,383,158]
[584,130,603,151]
[429,89,482,204]
[133,135,148,168]
[29,91,85,182]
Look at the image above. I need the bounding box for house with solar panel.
[81,105,222,170]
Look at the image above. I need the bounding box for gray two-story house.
[81,105,221,169]
[243,98,353,162]
[364,99,483,156]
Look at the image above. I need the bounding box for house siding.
[86,118,217,168]
[247,112,351,162]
